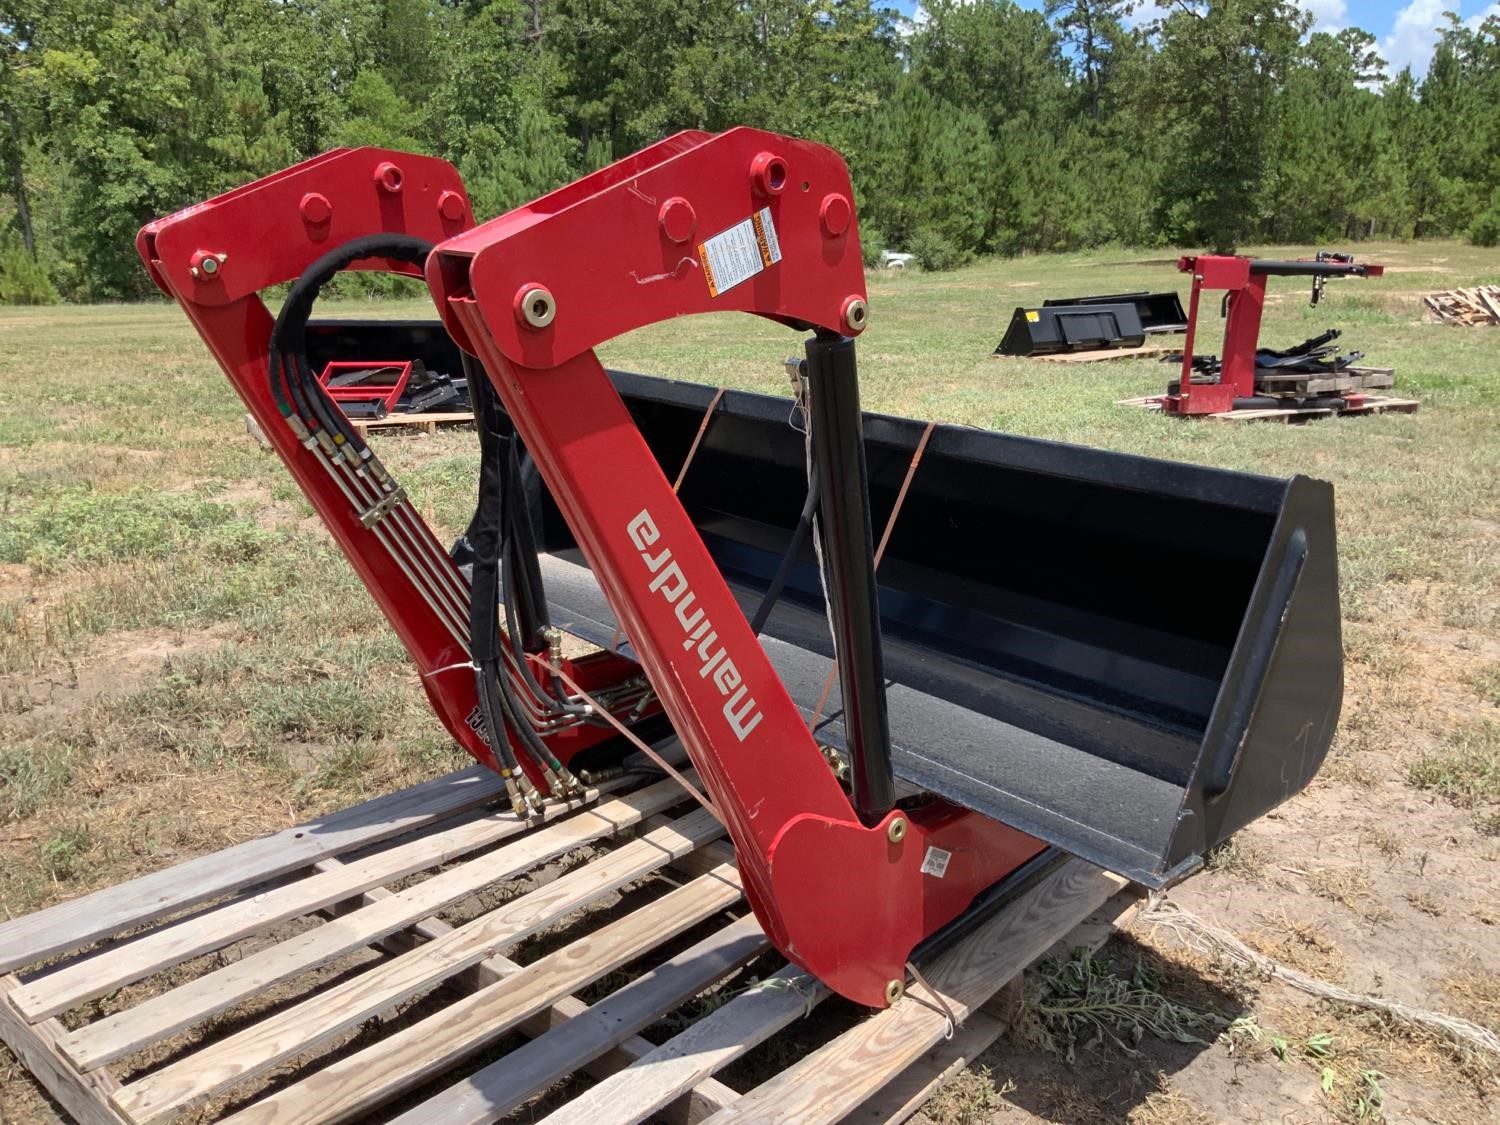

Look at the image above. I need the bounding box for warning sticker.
[1025,310,1040,322]
[698,208,782,298]
[920,846,952,879]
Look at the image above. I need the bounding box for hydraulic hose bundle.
[264,234,644,817]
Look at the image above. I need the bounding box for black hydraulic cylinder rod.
[804,331,896,827]
[1248,260,1375,277]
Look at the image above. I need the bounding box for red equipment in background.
[317,359,415,418]
[1164,253,1385,415]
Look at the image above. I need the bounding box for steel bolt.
[842,295,869,334]
[750,151,788,197]
[515,285,557,330]
[886,816,907,844]
[189,249,222,279]
[884,978,905,1006]
[438,190,466,222]
[658,196,697,243]
[820,193,852,237]
[374,161,404,194]
[300,192,332,224]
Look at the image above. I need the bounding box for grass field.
[1,240,1498,1122]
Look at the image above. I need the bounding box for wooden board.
[1425,285,1500,325]
[0,770,1145,1125]
[1120,393,1419,423]
[1253,366,1396,396]
[350,410,474,437]
[995,343,1169,364]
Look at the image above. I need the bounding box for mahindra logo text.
[628,509,764,741]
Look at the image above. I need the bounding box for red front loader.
[138,130,1343,1008]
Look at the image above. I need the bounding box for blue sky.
[893,1,1500,79]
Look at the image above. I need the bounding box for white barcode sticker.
[920,846,951,878]
[698,207,782,298]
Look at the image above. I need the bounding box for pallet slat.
[13,786,619,1021]
[313,853,741,1125]
[0,977,127,1125]
[61,777,692,1072]
[0,766,507,975]
[541,963,830,1125]
[391,913,770,1125]
[351,411,475,437]
[109,808,723,1122]
[846,989,1019,1125]
[851,888,1144,1125]
[226,866,746,1124]
[701,860,1126,1124]
[992,343,1169,364]
[3,767,1149,1125]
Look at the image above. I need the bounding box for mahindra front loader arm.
[142,129,1343,1009]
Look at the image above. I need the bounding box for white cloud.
[1127,1,1344,33]
[1467,1,1500,29]
[1301,0,1348,31]
[1379,0,1450,77]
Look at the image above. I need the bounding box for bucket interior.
[307,322,1341,885]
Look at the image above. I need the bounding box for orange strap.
[809,421,937,733]
[672,387,728,494]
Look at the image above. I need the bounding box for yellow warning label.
[698,208,783,298]
[1026,310,1040,322]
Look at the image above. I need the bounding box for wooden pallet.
[1424,286,1500,326]
[994,343,1169,364]
[0,765,1138,1125]
[1120,393,1420,423]
[1252,366,1396,396]
[350,411,475,437]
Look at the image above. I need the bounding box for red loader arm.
[140,133,1043,1007]
[427,128,1043,1007]
[136,148,638,808]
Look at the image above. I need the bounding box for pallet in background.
[1206,394,1419,423]
[995,343,1169,364]
[350,410,475,437]
[1120,393,1420,423]
[1253,366,1395,396]
[1424,285,1500,326]
[0,765,1138,1125]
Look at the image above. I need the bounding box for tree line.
[1,0,1497,303]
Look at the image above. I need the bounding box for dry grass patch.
[1442,963,1500,1035]
[1127,1075,1216,1125]
[1409,721,1500,808]
[1248,917,1348,982]
[1405,891,1446,917]
[915,1067,1013,1124]
[1203,834,1268,878]
[1306,866,1383,918]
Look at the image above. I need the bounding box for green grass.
[1408,721,1500,808]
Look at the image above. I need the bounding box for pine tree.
[1149,0,1308,253]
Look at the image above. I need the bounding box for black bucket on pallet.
[311,320,1344,888]
[995,302,1147,356]
[1044,291,1188,334]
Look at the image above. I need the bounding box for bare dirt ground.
[2,241,1497,1122]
